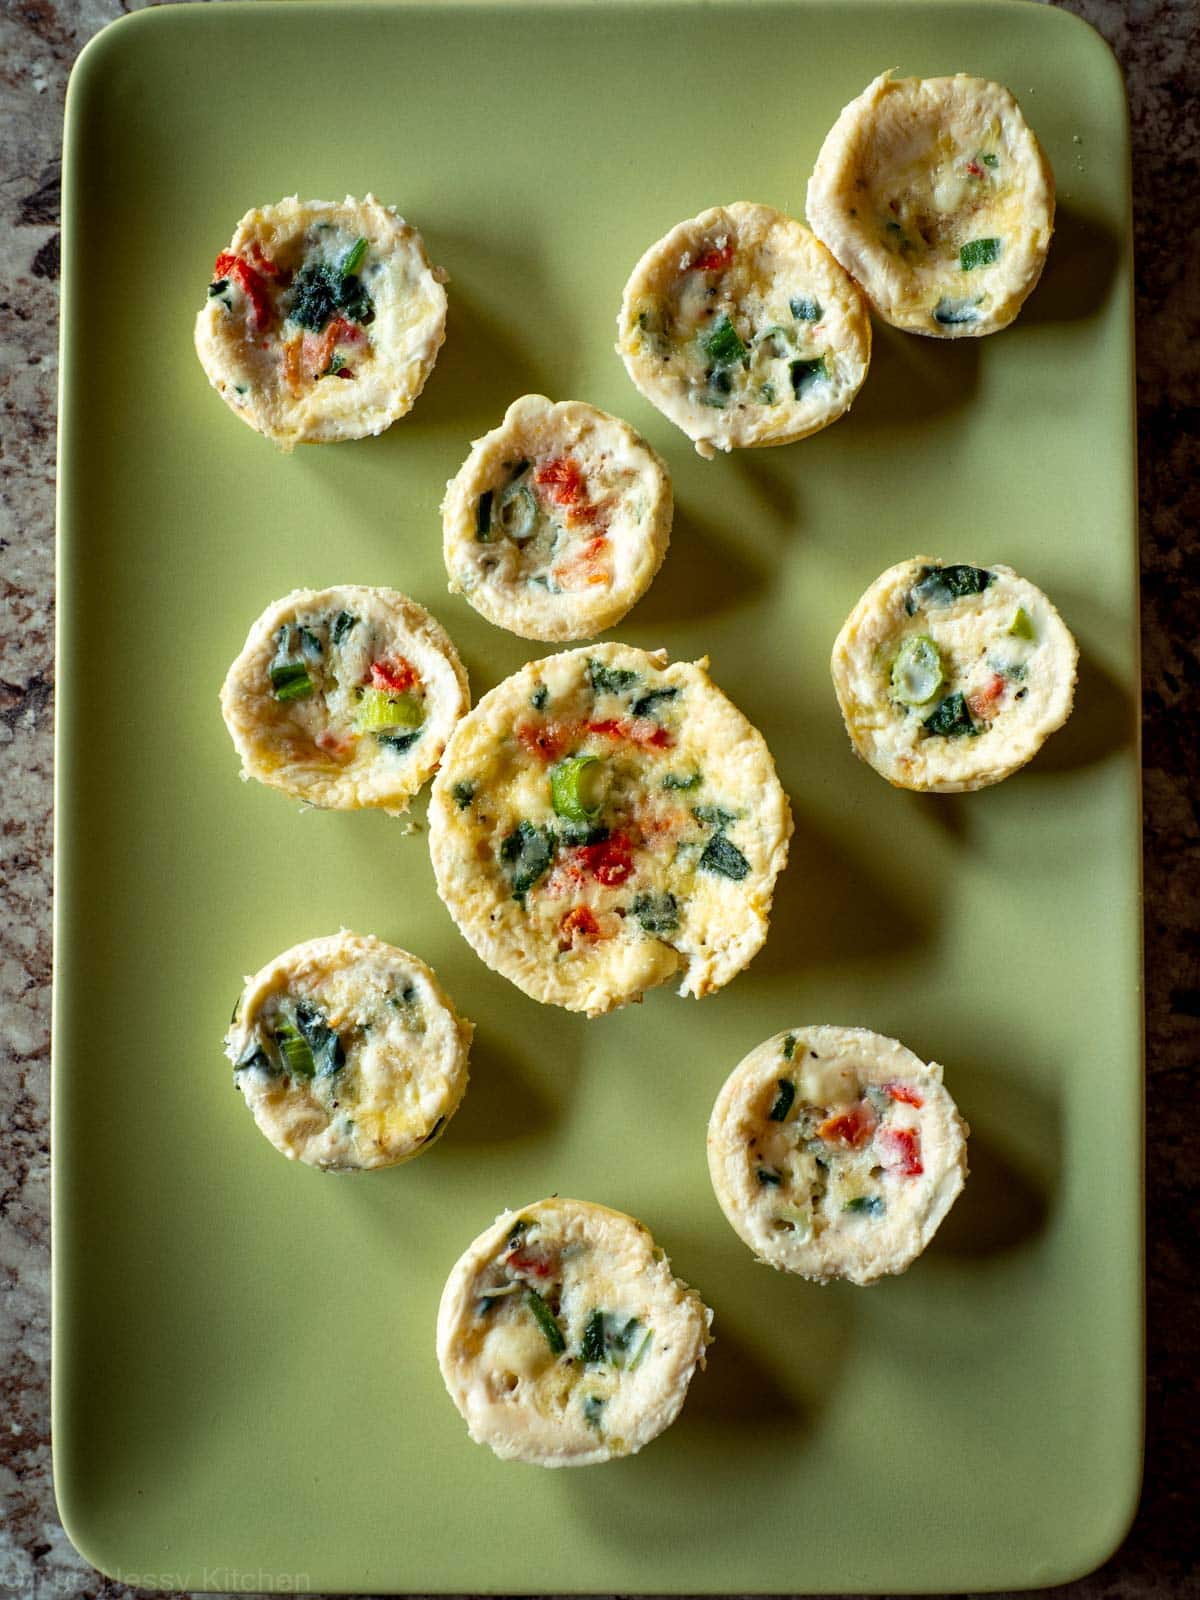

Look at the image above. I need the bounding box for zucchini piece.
[354,687,424,732]
[891,634,944,706]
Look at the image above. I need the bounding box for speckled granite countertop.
[1,1,1196,1596]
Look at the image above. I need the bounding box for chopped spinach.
[980,152,999,168]
[932,295,980,326]
[631,685,678,718]
[557,820,609,847]
[699,832,749,880]
[922,692,976,738]
[631,891,679,936]
[702,314,748,367]
[531,684,549,711]
[790,295,822,322]
[663,771,702,791]
[375,727,422,752]
[844,1196,885,1217]
[782,1033,797,1060]
[500,820,555,903]
[233,1039,273,1075]
[208,279,229,296]
[769,1078,796,1122]
[790,356,827,396]
[693,804,737,832]
[451,779,477,810]
[505,1218,530,1246]
[294,1000,345,1078]
[580,1309,607,1365]
[912,564,992,604]
[588,659,639,696]
[580,1310,642,1368]
[286,258,375,332]
[331,610,357,644]
[583,1395,606,1430]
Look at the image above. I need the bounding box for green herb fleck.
[922,691,977,738]
[476,489,493,540]
[583,1395,605,1430]
[331,610,357,644]
[756,1166,783,1187]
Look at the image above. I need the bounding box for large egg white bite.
[708,1026,968,1285]
[806,72,1055,337]
[436,1197,712,1466]
[442,395,673,642]
[194,194,447,449]
[427,643,793,1016]
[225,933,473,1172]
[220,585,470,814]
[616,201,871,459]
[830,556,1078,793]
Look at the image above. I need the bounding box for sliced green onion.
[769,1078,796,1121]
[627,1327,654,1371]
[1008,606,1036,640]
[525,1288,566,1355]
[703,314,747,366]
[550,754,605,822]
[476,489,493,541]
[340,236,368,277]
[790,295,822,322]
[354,688,423,733]
[922,691,976,738]
[699,832,749,880]
[891,634,944,706]
[497,483,538,543]
[960,236,1001,271]
[580,1309,607,1364]
[273,1020,315,1078]
[269,661,314,702]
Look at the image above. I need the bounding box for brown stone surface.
[0,1,1195,1596]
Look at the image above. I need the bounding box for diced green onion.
[960,236,1001,271]
[891,634,944,706]
[476,489,493,540]
[980,152,999,168]
[550,754,605,823]
[933,295,980,326]
[269,661,314,702]
[332,610,357,644]
[699,832,749,880]
[844,1196,885,1216]
[922,691,976,738]
[525,1288,566,1355]
[340,236,368,278]
[663,771,701,790]
[790,356,827,396]
[506,1217,530,1246]
[582,1395,605,1430]
[703,314,747,366]
[354,688,423,733]
[375,728,421,752]
[782,1033,797,1060]
[769,1078,796,1121]
[1009,606,1036,639]
[273,1020,315,1078]
[790,295,822,322]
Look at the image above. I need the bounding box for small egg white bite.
[220,585,470,814]
[616,201,871,459]
[831,556,1078,793]
[194,194,447,449]
[426,643,793,1016]
[436,1197,713,1466]
[225,933,473,1172]
[708,1026,968,1285]
[442,395,673,642]
[806,72,1055,338]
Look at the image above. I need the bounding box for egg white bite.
[806,72,1055,338]
[194,194,447,449]
[616,201,871,459]
[436,1197,713,1466]
[708,1026,968,1285]
[831,557,1078,793]
[426,644,793,1016]
[225,933,473,1172]
[442,395,673,642]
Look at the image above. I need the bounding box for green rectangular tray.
[54,0,1141,1590]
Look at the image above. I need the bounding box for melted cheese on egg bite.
[807,72,1055,337]
[220,585,469,814]
[707,1026,968,1285]
[225,933,473,1172]
[831,556,1078,792]
[616,202,872,458]
[436,1197,712,1465]
[194,194,447,448]
[442,395,673,642]
[426,643,793,1016]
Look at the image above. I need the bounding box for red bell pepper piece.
[879,1126,924,1176]
[577,832,634,887]
[369,656,419,695]
[884,1082,924,1108]
[213,251,273,332]
[692,242,734,272]
[817,1101,878,1149]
